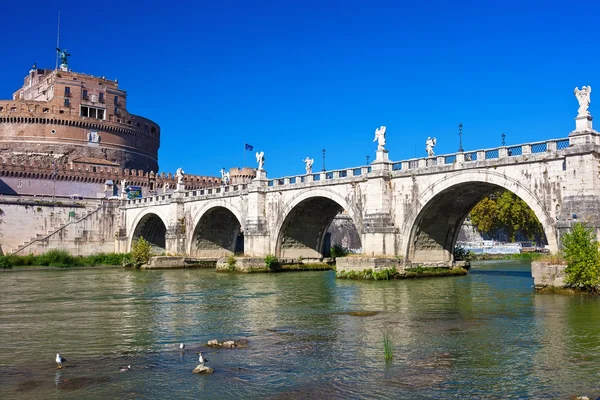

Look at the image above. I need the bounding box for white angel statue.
[176,168,185,185]
[426,137,437,157]
[373,126,386,150]
[574,86,592,117]
[303,157,314,174]
[256,151,265,170]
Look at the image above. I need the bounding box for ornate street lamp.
[322,149,326,171]
[501,132,506,146]
[458,123,464,152]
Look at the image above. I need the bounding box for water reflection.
[1,262,600,399]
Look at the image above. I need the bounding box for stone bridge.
[117,128,600,265]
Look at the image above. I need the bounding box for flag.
[244,143,254,151]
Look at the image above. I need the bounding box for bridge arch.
[274,188,362,259]
[128,209,169,253]
[400,170,558,264]
[188,201,245,257]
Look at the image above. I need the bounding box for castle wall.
[0,197,113,255]
[1,68,161,172]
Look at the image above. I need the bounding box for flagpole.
[244,143,246,167]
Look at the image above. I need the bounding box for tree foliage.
[469,190,543,241]
[563,223,600,292]
[131,237,152,267]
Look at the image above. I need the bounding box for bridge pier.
[361,151,397,256]
[244,172,270,257]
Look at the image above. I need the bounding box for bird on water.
[119,365,131,372]
[180,343,185,351]
[198,352,207,366]
[56,353,67,369]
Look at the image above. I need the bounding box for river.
[1,260,599,399]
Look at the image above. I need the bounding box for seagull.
[179,343,185,351]
[198,352,208,366]
[55,353,67,369]
[119,365,131,372]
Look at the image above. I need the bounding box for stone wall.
[0,197,118,256]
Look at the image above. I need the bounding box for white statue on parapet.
[303,157,314,174]
[175,168,185,190]
[426,137,437,157]
[373,126,386,151]
[574,86,592,117]
[256,151,265,170]
[162,181,169,194]
[120,179,127,199]
[220,168,230,185]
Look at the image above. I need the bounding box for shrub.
[265,254,279,270]
[226,255,236,272]
[563,223,600,292]
[37,249,77,267]
[131,237,152,267]
[454,245,474,262]
[330,244,349,258]
[0,256,12,269]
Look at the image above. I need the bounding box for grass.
[0,250,128,269]
[383,333,393,363]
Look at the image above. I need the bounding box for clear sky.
[2,1,598,178]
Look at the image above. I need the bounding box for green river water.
[1,260,600,399]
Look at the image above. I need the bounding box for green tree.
[563,223,600,292]
[131,237,152,267]
[469,190,543,241]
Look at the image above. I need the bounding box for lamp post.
[366,155,370,165]
[458,123,464,152]
[322,149,326,171]
[501,132,506,146]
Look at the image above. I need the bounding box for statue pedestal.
[59,64,68,72]
[374,149,389,163]
[175,183,185,192]
[572,115,594,133]
[254,169,267,181]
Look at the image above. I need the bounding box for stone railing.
[125,137,571,205]
[267,166,372,188]
[266,138,570,187]
[391,138,570,172]
[126,184,249,207]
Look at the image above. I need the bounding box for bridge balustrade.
[124,137,572,209]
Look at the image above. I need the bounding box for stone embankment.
[141,256,216,269]
[335,257,468,280]
[531,261,567,289]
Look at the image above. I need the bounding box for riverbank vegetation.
[0,249,127,269]
[563,223,600,293]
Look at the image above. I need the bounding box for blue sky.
[2,1,598,178]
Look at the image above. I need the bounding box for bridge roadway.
[117,130,600,265]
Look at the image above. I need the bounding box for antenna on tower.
[55,12,60,70]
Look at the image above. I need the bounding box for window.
[10,106,17,112]
[64,98,70,107]
[0,106,3,112]
[114,107,118,116]
[80,105,106,120]
[64,87,71,97]
[114,95,119,105]
[82,89,88,99]
[99,93,104,103]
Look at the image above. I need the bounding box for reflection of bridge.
[117,130,600,265]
